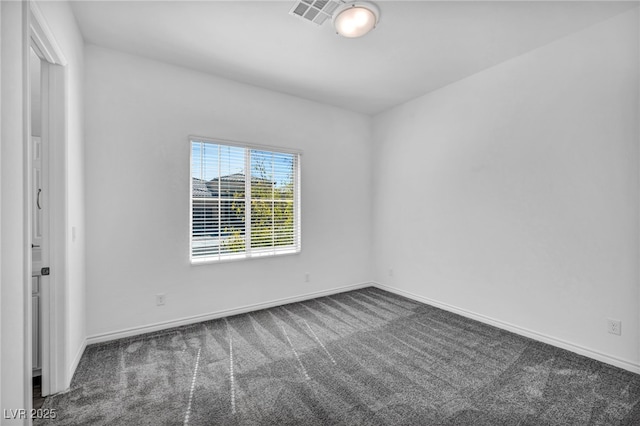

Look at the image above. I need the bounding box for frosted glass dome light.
[333,2,380,38]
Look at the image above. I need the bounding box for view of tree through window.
[191,139,300,261]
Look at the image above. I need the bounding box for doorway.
[29,43,47,408]
[27,1,69,400]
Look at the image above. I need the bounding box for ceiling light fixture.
[333,2,380,38]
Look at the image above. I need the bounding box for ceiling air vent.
[289,0,342,26]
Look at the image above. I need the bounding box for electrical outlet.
[607,318,621,336]
[305,273,310,283]
[156,293,166,306]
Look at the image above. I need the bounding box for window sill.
[190,248,301,266]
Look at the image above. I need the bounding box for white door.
[31,136,46,376]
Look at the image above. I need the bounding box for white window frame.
[189,136,302,264]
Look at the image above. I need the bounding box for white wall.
[30,48,41,137]
[36,0,87,385]
[372,9,640,369]
[1,1,27,419]
[84,45,372,338]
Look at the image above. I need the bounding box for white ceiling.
[70,1,638,115]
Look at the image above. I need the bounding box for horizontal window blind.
[191,139,301,262]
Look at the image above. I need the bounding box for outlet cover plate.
[607,318,621,336]
[156,294,166,306]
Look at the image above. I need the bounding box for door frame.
[26,0,68,398]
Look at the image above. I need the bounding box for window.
[190,138,301,262]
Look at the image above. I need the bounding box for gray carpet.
[36,287,640,425]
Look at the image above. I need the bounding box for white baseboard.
[373,282,640,375]
[87,281,373,345]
